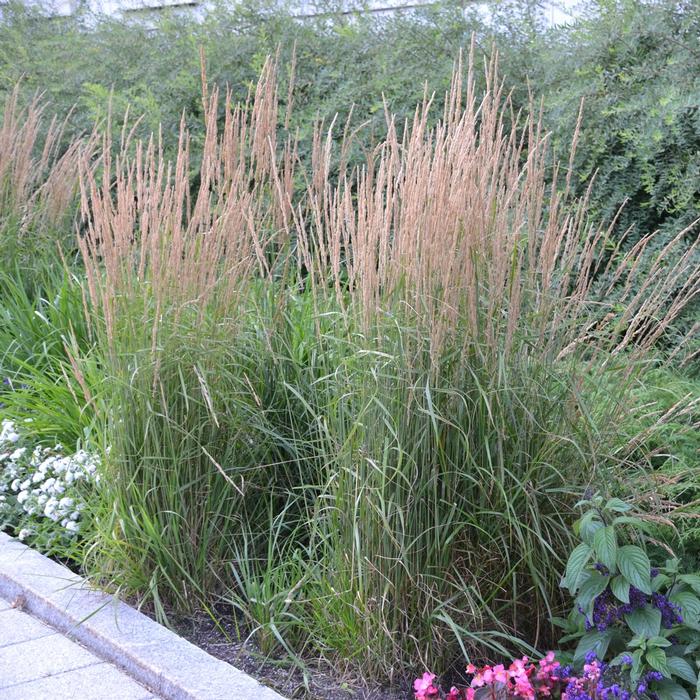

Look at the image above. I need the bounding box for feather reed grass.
[0,85,88,288]
[77,49,699,683]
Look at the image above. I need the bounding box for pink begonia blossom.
[489,664,506,684]
[414,651,571,700]
[414,672,439,699]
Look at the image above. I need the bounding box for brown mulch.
[142,603,408,700]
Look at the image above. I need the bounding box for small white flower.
[64,520,79,533]
[10,448,27,461]
[17,490,30,504]
[0,420,20,444]
[18,528,32,541]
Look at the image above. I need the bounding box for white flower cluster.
[0,419,99,541]
[0,419,20,445]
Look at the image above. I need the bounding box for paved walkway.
[0,597,159,700]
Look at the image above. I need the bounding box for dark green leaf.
[647,636,671,648]
[613,516,654,533]
[579,510,604,546]
[654,679,691,700]
[564,542,593,593]
[652,573,670,592]
[631,649,644,683]
[670,591,700,624]
[625,606,662,638]
[593,525,617,572]
[611,575,630,604]
[577,572,609,609]
[606,497,632,513]
[645,647,670,677]
[573,630,612,663]
[667,656,698,685]
[617,545,652,594]
[678,574,700,596]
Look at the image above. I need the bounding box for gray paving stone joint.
[0,532,287,700]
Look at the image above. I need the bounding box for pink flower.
[509,657,531,677]
[466,690,475,700]
[482,667,495,684]
[414,672,439,699]
[446,687,461,700]
[512,674,535,699]
[470,670,486,688]
[493,664,508,684]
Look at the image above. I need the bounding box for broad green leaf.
[578,510,604,545]
[617,545,652,594]
[652,573,670,592]
[564,542,593,593]
[678,574,700,596]
[577,572,609,610]
[573,630,612,663]
[611,575,630,603]
[550,616,570,630]
[625,606,662,638]
[606,497,632,513]
[593,526,617,572]
[654,679,691,700]
[667,656,698,685]
[631,649,643,683]
[613,516,654,532]
[628,635,645,648]
[646,647,670,677]
[669,591,700,623]
[647,636,671,648]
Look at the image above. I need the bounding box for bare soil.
[144,603,409,700]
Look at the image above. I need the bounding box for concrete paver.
[0,608,158,698]
[0,661,160,700]
[0,607,56,647]
[0,632,101,688]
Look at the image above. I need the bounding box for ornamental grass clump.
[77,47,700,682]
[0,85,89,289]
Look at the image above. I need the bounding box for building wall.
[30,0,580,25]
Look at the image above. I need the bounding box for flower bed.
[0,418,98,553]
[414,652,666,700]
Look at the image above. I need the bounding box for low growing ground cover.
[0,39,698,699]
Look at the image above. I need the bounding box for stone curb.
[0,532,287,700]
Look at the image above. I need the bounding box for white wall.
[28,0,581,26]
